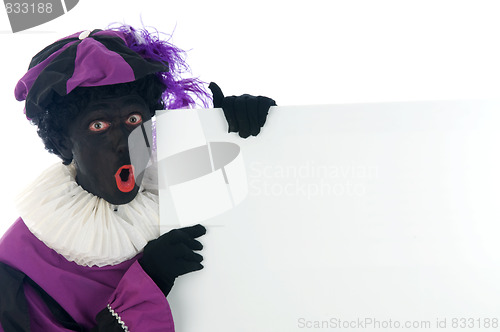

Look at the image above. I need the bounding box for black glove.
[139,224,206,296]
[208,82,277,138]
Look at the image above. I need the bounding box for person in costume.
[0,25,276,332]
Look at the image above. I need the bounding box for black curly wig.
[30,75,166,165]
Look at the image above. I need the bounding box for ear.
[49,135,73,162]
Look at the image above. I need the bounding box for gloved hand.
[139,224,206,296]
[209,82,277,138]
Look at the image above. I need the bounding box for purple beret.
[15,29,169,119]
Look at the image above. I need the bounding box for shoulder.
[0,218,69,276]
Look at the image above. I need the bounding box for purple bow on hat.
[15,29,169,119]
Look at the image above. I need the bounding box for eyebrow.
[86,99,145,111]
[84,98,147,117]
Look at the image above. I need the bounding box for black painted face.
[62,94,152,205]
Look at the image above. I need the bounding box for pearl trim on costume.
[107,304,129,331]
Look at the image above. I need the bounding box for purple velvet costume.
[0,219,175,331]
[1,25,212,331]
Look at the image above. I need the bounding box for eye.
[126,114,143,126]
[89,121,110,132]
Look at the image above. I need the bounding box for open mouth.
[114,165,135,193]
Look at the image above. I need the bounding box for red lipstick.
[115,165,135,192]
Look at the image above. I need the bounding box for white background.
[165,102,500,331]
[0,0,499,235]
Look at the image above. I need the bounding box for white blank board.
[159,101,500,332]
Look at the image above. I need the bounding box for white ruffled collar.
[16,162,160,267]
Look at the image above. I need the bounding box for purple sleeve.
[21,260,175,332]
[105,260,175,332]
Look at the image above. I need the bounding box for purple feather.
[110,24,211,109]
